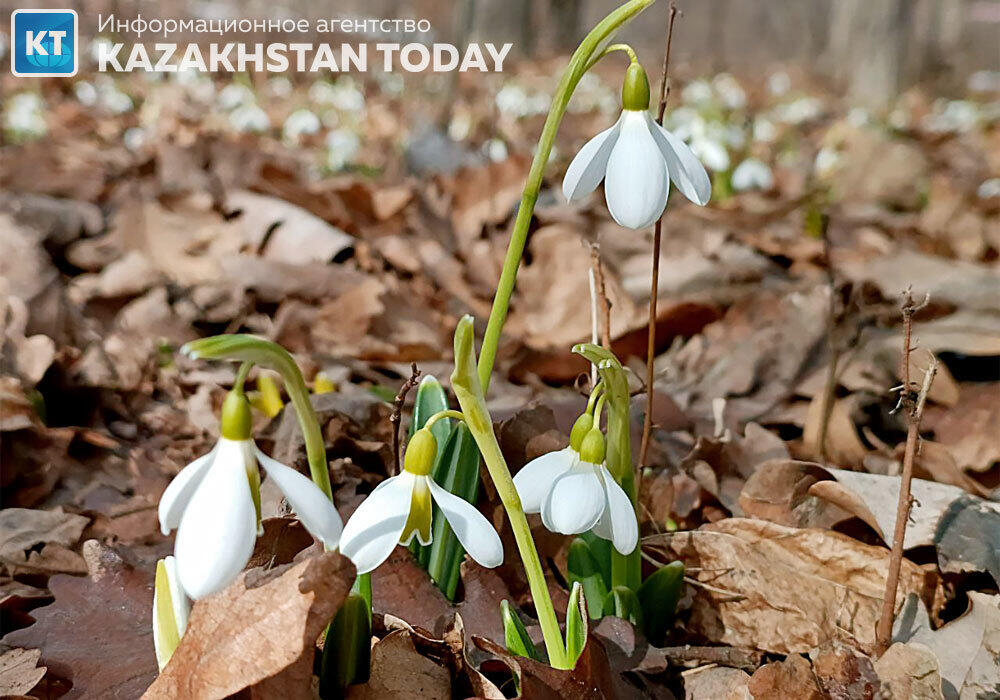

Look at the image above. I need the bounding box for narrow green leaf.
[501,600,542,662]
[567,538,608,620]
[427,424,481,599]
[638,561,684,645]
[603,586,643,627]
[578,531,613,588]
[320,592,372,697]
[565,582,588,665]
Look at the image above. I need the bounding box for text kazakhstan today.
[97,41,513,73]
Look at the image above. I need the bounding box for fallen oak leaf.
[145,550,354,700]
[347,629,452,700]
[1,540,158,699]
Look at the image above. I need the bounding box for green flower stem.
[584,42,638,72]
[451,317,570,670]
[232,361,253,393]
[476,0,656,394]
[182,335,332,501]
[423,409,465,430]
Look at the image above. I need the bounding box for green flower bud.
[621,61,650,111]
[569,413,594,452]
[403,428,437,476]
[220,389,253,440]
[579,428,606,464]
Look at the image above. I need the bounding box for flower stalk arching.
[450,316,570,669]
[476,0,656,393]
[181,334,332,501]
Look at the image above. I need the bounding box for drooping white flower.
[513,414,638,555]
[158,391,342,599]
[339,428,503,574]
[562,62,711,229]
[152,556,189,671]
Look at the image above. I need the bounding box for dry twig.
[874,289,937,656]
[390,362,422,475]
[639,1,679,472]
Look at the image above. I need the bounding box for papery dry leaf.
[663,519,933,654]
[802,394,869,467]
[1,540,158,699]
[738,459,842,528]
[0,508,89,564]
[226,189,354,264]
[893,592,1000,698]
[811,644,881,699]
[145,551,354,699]
[0,648,46,697]
[683,666,750,700]
[924,383,1000,472]
[347,630,451,700]
[449,155,529,250]
[746,654,824,700]
[874,642,945,700]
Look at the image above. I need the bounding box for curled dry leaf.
[0,508,90,575]
[682,666,750,700]
[0,648,46,697]
[873,642,945,700]
[662,519,933,654]
[746,653,825,700]
[145,550,354,700]
[1,540,158,699]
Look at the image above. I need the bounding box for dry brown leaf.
[449,155,529,249]
[811,644,881,699]
[738,459,844,528]
[802,394,869,467]
[874,642,945,700]
[663,518,933,654]
[923,383,1000,472]
[0,648,46,697]
[347,630,451,700]
[0,508,89,564]
[746,653,824,699]
[682,666,750,700]
[1,540,159,698]
[145,551,354,699]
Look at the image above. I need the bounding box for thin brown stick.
[639,2,679,471]
[874,291,937,656]
[816,213,838,461]
[589,244,612,349]
[390,363,421,475]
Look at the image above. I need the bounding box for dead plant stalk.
[638,1,679,472]
[874,290,937,656]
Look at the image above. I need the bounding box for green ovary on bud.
[404,428,437,476]
[621,61,650,111]
[569,413,594,452]
[220,389,253,440]
[579,428,606,464]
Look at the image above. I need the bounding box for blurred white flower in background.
[731,158,774,192]
[90,37,114,65]
[922,99,981,134]
[847,107,871,127]
[768,71,792,96]
[174,68,215,102]
[123,127,147,152]
[814,147,841,178]
[570,73,617,115]
[713,73,747,110]
[329,78,366,114]
[75,81,98,107]
[681,78,714,105]
[753,116,778,143]
[448,108,472,141]
[977,178,1000,200]
[773,96,823,125]
[98,80,133,114]
[4,93,47,140]
[268,77,292,98]
[326,129,361,170]
[495,83,548,118]
[483,138,508,163]
[282,108,321,142]
[968,70,1000,94]
[218,83,255,111]
[228,103,269,132]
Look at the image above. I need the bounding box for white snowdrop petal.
[427,478,503,568]
[598,465,639,555]
[604,111,669,229]
[647,115,713,205]
[541,462,606,535]
[339,472,414,574]
[255,447,343,549]
[174,440,258,599]
[158,446,217,535]
[562,114,623,202]
[512,447,577,514]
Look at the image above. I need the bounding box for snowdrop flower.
[562,62,711,229]
[228,103,269,133]
[152,556,189,671]
[158,389,343,599]
[340,428,503,574]
[326,129,361,171]
[513,412,638,555]
[731,158,774,192]
[282,109,321,142]
[218,83,255,111]
[3,93,46,139]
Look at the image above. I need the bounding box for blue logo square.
[10,9,78,77]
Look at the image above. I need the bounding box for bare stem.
[390,363,421,476]
[816,213,837,461]
[874,292,938,656]
[589,244,612,349]
[638,1,679,472]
